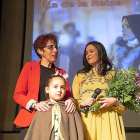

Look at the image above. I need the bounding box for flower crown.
[54,70,69,79]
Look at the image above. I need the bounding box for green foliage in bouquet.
[89,66,140,113]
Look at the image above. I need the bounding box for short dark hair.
[77,41,113,76]
[34,33,58,59]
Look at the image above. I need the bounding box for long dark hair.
[77,41,113,76]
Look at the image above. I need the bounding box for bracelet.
[79,101,84,110]
[68,97,75,103]
[114,99,120,107]
[32,102,37,110]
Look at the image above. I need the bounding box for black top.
[38,65,55,101]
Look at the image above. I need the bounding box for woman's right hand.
[35,101,51,112]
[80,98,96,108]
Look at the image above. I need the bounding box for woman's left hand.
[97,97,117,109]
[65,98,76,114]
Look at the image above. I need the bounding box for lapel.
[53,63,59,72]
[53,63,65,74]
[30,61,41,100]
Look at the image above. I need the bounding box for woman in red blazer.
[13,33,75,140]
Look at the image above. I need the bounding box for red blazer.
[13,61,73,127]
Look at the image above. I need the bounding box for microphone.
[82,88,101,114]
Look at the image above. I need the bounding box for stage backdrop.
[30,0,140,129]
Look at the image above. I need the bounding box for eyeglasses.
[45,45,60,51]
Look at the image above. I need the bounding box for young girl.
[24,74,85,140]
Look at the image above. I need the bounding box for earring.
[45,89,48,93]
[45,87,49,93]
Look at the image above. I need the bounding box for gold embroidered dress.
[72,70,126,140]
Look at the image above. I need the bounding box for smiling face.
[85,44,99,68]
[38,40,58,63]
[45,77,66,102]
[122,18,136,41]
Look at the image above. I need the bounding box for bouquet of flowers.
[89,66,140,113]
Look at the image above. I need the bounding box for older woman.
[13,33,75,140]
[72,41,126,140]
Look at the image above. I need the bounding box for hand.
[136,73,139,76]
[80,98,96,108]
[35,101,51,112]
[97,97,117,109]
[65,99,76,114]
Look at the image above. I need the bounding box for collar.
[47,99,65,106]
[127,38,139,48]
[89,68,97,74]
[38,60,59,72]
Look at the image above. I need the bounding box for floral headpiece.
[54,71,69,79]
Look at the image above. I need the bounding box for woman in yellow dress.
[72,41,126,140]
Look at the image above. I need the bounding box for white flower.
[54,71,69,79]
[63,73,69,79]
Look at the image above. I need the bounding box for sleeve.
[111,103,127,114]
[72,74,83,111]
[111,44,127,68]
[13,62,36,110]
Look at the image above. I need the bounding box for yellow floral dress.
[72,69,126,140]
